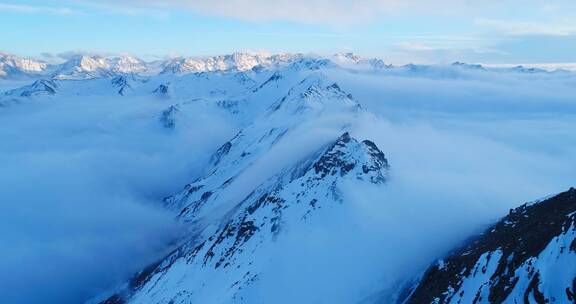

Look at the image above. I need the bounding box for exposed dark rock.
[253,71,283,92]
[210,141,233,166]
[111,75,132,96]
[159,105,181,129]
[4,79,58,98]
[153,83,170,97]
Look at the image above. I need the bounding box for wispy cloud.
[0,2,77,15]
[70,1,170,18]
[476,19,576,36]
[62,0,497,24]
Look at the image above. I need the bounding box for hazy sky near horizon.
[2,0,576,63]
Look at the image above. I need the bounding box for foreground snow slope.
[403,188,576,304]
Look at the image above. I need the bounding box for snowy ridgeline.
[2,50,575,81]
[2,51,576,304]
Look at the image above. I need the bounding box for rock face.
[96,132,389,304]
[111,75,133,96]
[402,188,576,304]
[159,105,181,129]
[13,79,58,97]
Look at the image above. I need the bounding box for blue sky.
[2,0,576,63]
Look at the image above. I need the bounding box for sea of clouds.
[1,64,575,303]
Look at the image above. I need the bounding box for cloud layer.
[0,93,238,303]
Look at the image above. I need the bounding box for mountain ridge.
[94,131,390,304]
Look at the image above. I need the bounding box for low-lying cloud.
[0,94,238,303]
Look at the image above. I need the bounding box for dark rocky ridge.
[403,188,576,304]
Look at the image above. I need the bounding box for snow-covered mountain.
[0,52,50,78]
[108,55,149,74]
[95,130,388,304]
[333,52,392,70]
[160,52,301,74]
[401,188,576,304]
[51,55,113,79]
[51,55,151,79]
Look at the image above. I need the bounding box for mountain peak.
[53,55,112,79]
[0,53,49,78]
[312,132,389,184]
[333,53,392,69]
[269,73,359,114]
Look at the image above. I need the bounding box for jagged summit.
[333,52,392,69]
[334,52,363,63]
[403,188,576,304]
[108,55,148,74]
[268,73,359,114]
[4,79,58,98]
[452,61,484,70]
[0,79,59,106]
[51,54,150,79]
[160,52,300,75]
[52,55,113,79]
[0,52,49,78]
[311,132,389,184]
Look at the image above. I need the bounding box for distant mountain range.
[4,51,572,81]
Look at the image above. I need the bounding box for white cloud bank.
[0,93,239,304]
[0,2,76,15]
